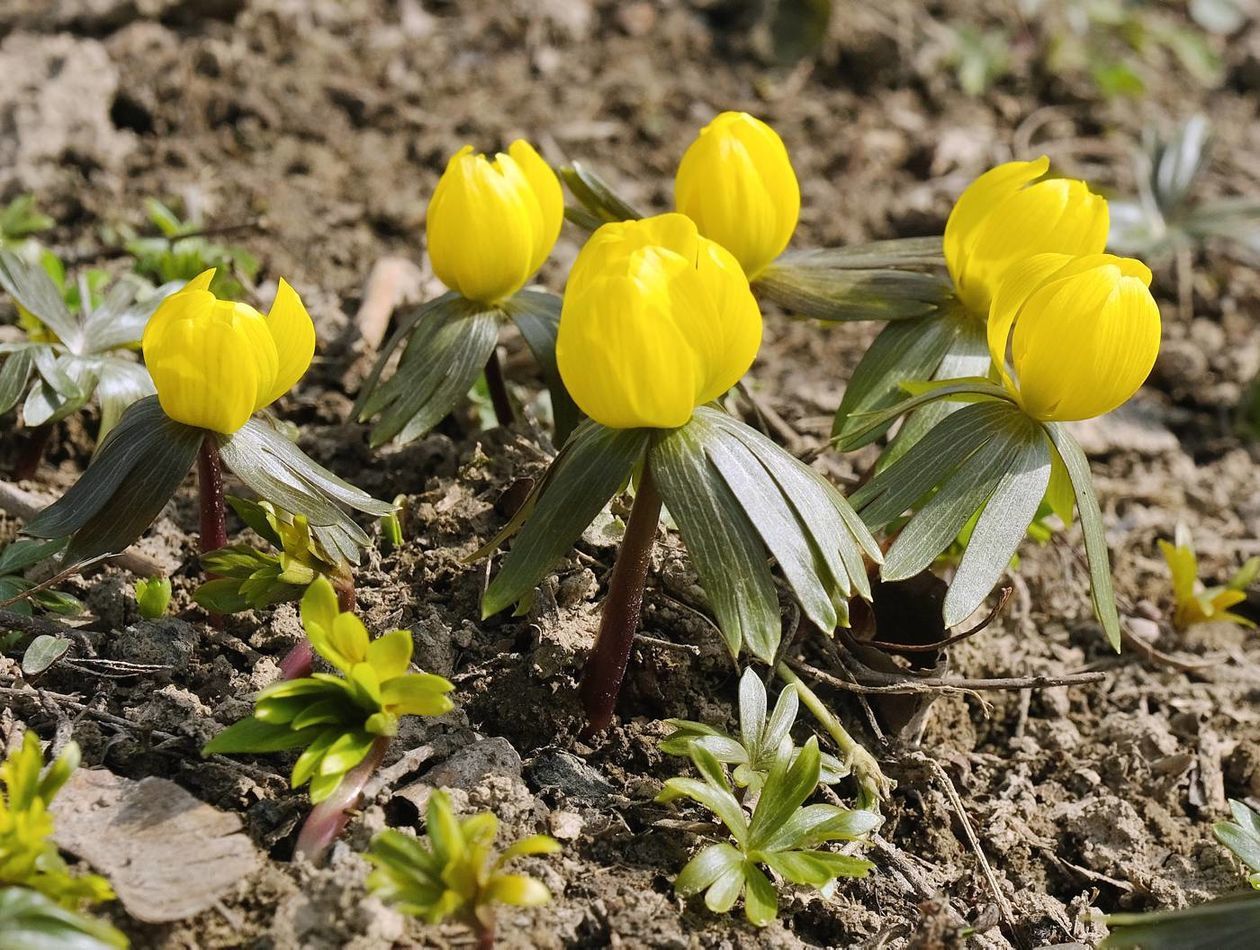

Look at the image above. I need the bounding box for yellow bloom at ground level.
[945,157,1109,315]
[987,253,1161,422]
[142,269,315,434]
[675,111,800,280]
[426,140,563,305]
[556,213,762,430]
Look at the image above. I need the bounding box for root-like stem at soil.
[484,347,514,428]
[294,733,389,864]
[777,663,893,811]
[578,464,662,734]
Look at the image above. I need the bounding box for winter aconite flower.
[556,213,762,429]
[142,269,315,434]
[944,156,1109,315]
[987,252,1161,421]
[426,140,564,305]
[675,112,800,279]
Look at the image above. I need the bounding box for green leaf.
[761,803,881,851]
[0,537,66,576]
[192,578,254,614]
[21,635,70,675]
[202,716,321,756]
[740,860,778,926]
[702,865,745,914]
[0,349,35,415]
[942,417,1051,626]
[1103,892,1260,949]
[483,874,551,907]
[25,397,202,565]
[1215,800,1260,879]
[0,887,127,950]
[674,843,743,897]
[656,777,750,847]
[133,576,171,619]
[757,239,950,324]
[558,162,643,226]
[0,249,81,346]
[853,400,1015,532]
[833,378,1011,452]
[503,290,582,445]
[650,421,781,661]
[1043,422,1121,651]
[749,737,822,849]
[356,295,500,446]
[759,849,873,885]
[738,669,768,755]
[226,495,284,548]
[481,422,648,618]
[832,311,961,447]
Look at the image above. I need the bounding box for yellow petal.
[426,143,553,304]
[945,157,1109,314]
[556,214,761,429]
[507,139,564,275]
[144,293,263,433]
[184,268,217,293]
[365,628,413,680]
[1008,256,1160,421]
[986,252,1075,397]
[258,278,315,409]
[675,112,800,279]
[327,612,371,669]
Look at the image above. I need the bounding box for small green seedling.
[0,249,172,439]
[661,669,846,796]
[194,497,351,614]
[203,575,454,803]
[380,495,406,550]
[132,576,171,620]
[0,195,53,249]
[0,732,127,948]
[119,198,258,299]
[0,538,83,619]
[1214,799,1260,889]
[1159,525,1258,630]
[657,736,878,926]
[367,790,559,947]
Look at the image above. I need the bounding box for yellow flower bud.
[987,253,1161,422]
[142,269,316,434]
[945,157,1109,315]
[556,213,762,430]
[675,111,800,280]
[425,140,564,305]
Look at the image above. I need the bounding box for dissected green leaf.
[650,422,781,661]
[482,422,649,618]
[1044,422,1121,651]
[558,162,643,227]
[356,295,501,446]
[503,290,583,445]
[758,239,950,324]
[1103,892,1260,949]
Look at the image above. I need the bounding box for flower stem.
[776,663,893,811]
[278,573,355,681]
[197,437,227,555]
[294,734,389,865]
[475,917,496,950]
[14,424,52,481]
[578,463,662,734]
[484,347,514,428]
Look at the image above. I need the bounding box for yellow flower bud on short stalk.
[675,111,800,280]
[359,140,570,442]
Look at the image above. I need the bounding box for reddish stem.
[14,424,52,481]
[578,463,662,734]
[197,437,228,554]
[294,734,389,865]
[484,348,514,428]
[278,572,355,681]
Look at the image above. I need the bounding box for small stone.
[547,810,584,841]
[525,750,615,800]
[420,737,522,789]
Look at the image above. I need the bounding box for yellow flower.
[945,157,1109,315]
[675,111,800,280]
[556,213,762,430]
[142,269,315,434]
[426,140,564,305]
[987,253,1161,422]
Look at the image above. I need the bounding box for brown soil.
[2,1,1260,948]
